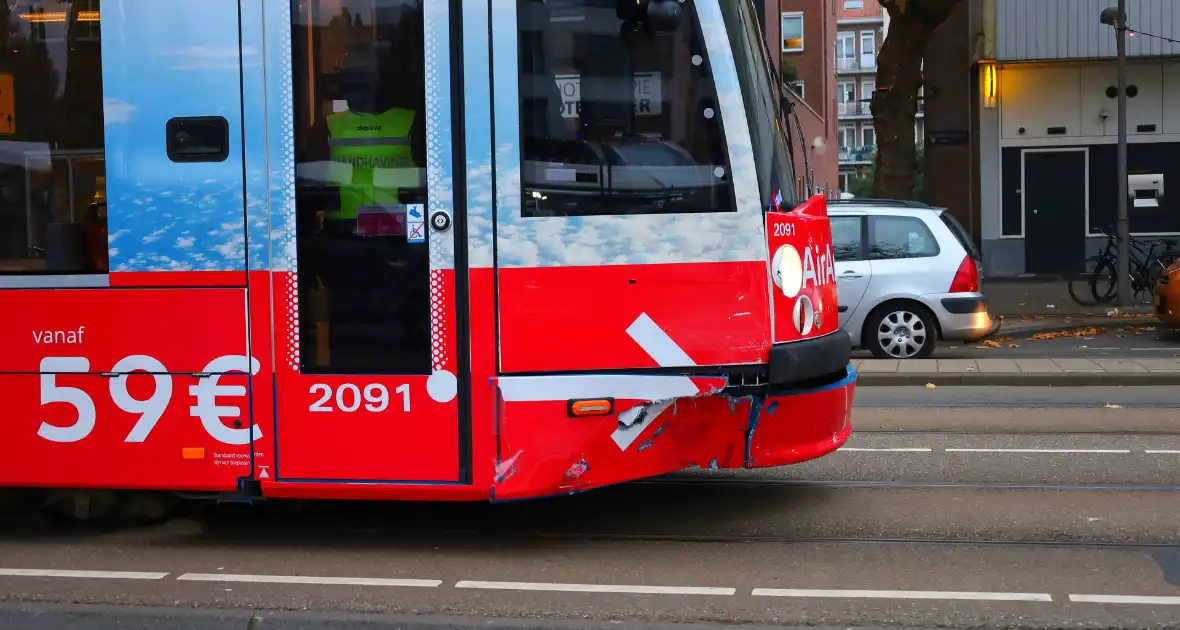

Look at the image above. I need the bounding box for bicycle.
[1067,226,1179,306]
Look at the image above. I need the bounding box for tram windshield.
[718,0,800,210]
[517,0,799,217]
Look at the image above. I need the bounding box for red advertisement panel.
[0,287,258,490]
[497,261,771,373]
[0,369,261,491]
[0,287,248,373]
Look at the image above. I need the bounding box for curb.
[857,372,1180,387]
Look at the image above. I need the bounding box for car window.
[868,215,940,260]
[938,211,981,260]
[830,216,864,262]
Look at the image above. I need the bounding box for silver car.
[829,199,997,359]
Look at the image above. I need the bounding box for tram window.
[516,0,736,218]
[0,0,108,279]
[290,0,432,375]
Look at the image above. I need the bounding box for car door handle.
[841,272,863,278]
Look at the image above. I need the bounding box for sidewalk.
[854,357,1180,386]
[983,278,1154,317]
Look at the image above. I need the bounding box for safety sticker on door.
[406,203,426,243]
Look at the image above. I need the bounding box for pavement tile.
[898,360,931,373]
[1015,359,1064,373]
[1131,358,1180,372]
[937,359,978,373]
[1093,359,1149,373]
[1051,358,1103,372]
[856,359,900,373]
[974,358,1020,372]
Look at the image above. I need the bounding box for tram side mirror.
[616,0,682,33]
[645,0,683,31]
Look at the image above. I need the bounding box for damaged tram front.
[0,0,854,510]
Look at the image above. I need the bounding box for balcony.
[838,101,924,119]
[838,102,872,118]
[838,145,876,164]
[836,57,876,74]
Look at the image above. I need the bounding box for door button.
[430,210,452,232]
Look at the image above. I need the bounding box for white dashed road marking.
[1069,594,1180,605]
[455,581,735,595]
[0,568,168,580]
[840,447,933,452]
[751,588,1053,602]
[3,568,1179,607]
[177,573,442,588]
[943,448,1132,454]
[837,446,1178,455]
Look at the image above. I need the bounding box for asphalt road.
[852,324,1180,359]
[853,385,1180,408]
[4,393,1180,629]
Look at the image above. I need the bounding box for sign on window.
[554,72,663,119]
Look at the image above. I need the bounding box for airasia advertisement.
[767,195,840,344]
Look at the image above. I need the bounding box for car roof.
[827,198,944,215]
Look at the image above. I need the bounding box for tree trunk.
[870,15,932,200]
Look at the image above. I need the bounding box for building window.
[836,31,855,71]
[786,80,804,99]
[0,0,107,280]
[781,12,804,53]
[517,0,735,218]
[843,0,865,9]
[838,80,856,115]
[861,79,876,109]
[862,124,876,148]
[859,31,876,69]
[838,124,857,151]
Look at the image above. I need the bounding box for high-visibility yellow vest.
[324,107,417,221]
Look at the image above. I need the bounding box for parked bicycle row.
[1067,226,1180,307]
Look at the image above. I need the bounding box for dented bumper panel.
[491,366,857,501]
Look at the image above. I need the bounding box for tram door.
[270,0,468,484]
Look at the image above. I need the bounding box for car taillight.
[949,255,979,293]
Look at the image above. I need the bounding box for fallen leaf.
[1028,327,1105,341]
[976,339,1003,349]
[1008,344,1020,348]
[925,383,936,389]
[1105,403,1123,409]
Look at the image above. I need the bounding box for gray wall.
[997,0,1180,61]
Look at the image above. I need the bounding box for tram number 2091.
[308,383,410,413]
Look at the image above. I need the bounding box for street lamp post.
[1102,3,1130,306]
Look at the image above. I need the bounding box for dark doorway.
[1023,149,1087,274]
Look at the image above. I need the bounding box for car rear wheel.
[866,304,937,359]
